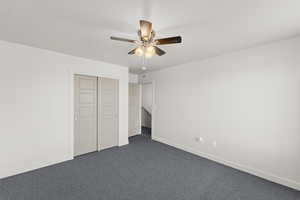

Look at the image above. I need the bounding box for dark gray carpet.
[0,135,299,200]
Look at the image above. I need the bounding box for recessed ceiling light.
[142,66,147,71]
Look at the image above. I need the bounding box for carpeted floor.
[0,135,299,200]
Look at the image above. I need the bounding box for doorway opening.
[74,75,119,157]
[141,82,153,138]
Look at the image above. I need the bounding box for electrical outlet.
[195,137,204,143]
[213,141,217,148]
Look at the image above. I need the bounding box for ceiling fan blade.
[154,46,166,56]
[110,36,137,43]
[140,20,152,41]
[128,48,137,55]
[155,36,182,45]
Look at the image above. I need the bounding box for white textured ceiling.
[1,0,300,73]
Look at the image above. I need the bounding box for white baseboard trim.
[128,132,141,138]
[153,136,300,191]
[118,141,129,147]
[0,155,73,179]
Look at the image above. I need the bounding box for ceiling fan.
[110,20,182,58]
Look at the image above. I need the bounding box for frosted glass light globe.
[144,52,153,58]
[144,46,155,58]
[135,46,144,56]
[146,46,155,54]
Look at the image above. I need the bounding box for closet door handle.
[74,112,79,121]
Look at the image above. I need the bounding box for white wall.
[140,37,300,190]
[0,40,129,179]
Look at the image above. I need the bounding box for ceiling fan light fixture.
[110,20,182,58]
[145,45,155,54]
[144,45,155,58]
[135,46,144,56]
[144,52,154,59]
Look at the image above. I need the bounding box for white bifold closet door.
[74,75,98,156]
[98,77,119,150]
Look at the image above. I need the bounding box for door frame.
[141,80,156,139]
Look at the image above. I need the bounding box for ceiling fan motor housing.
[138,30,156,44]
